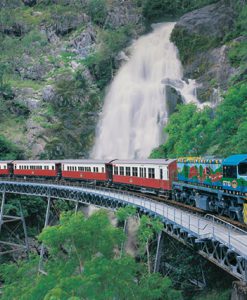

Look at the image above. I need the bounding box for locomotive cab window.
[239,163,247,176]
[223,165,237,178]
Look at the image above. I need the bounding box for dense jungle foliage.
[0,210,182,300]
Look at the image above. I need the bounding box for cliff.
[0,0,144,159]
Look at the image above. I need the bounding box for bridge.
[0,179,247,283]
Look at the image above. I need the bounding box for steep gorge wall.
[171,0,239,103]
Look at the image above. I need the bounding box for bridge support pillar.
[0,191,29,258]
[38,194,51,274]
[231,281,247,300]
[154,231,164,273]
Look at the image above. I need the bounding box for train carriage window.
[144,168,146,178]
[140,167,145,178]
[102,167,105,173]
[52,166,55,170]
[114,166,118,175]
[223,165,237,178]
[239,163,247,176]
[160,169,163,180]
[126,167,131,176]
[120,167,124,176]
[148,168,155,179]
[132,167,138,177]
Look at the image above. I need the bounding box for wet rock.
[166,85,183,116]
[172,0,238,103]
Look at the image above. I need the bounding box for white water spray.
[92,23,202,159]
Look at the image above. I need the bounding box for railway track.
[144,193,247,231]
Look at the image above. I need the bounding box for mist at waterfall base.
[92,22,202,160]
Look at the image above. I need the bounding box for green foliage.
[138,215,163,254]
[39,210,124,259]
[212,83,247,155]
[151,104,213,158]
[0,63,14,99]
[116,206,137,222]
[171,27,218,65]
[86,0,107,26]
[152,82,247,158]
[194,289,231,300]
[85,26,133,89]
[1,211,181,300]
[0,134,22,159]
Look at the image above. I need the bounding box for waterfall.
[92,22,201,160]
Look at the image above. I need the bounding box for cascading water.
[92,22,201,160]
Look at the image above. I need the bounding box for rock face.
[176,1,236,40]
[106,0,142,29]
[0,0,144,159]
[69,25,96,58]
[172,0,238,103]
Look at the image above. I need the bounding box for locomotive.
[0,154,246,223]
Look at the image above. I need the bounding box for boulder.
[166,85,183,116]
[175,0,236,40]
[70,25,96,58]
[42,85,56,102]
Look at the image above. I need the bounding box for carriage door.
[106,164,113,181]
[56,163,62,179]
[7,163,13,176]
[159,167,164,190]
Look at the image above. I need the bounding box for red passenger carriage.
[61,160,110,182]
[13,160,61,178]
[0,161,13,176]
[112,159,177,193]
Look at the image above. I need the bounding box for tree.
[0,211,181,300]
[138,215,163,274]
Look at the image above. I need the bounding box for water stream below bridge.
[92,22,201,159]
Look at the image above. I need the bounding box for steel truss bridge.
[0,179,247,282]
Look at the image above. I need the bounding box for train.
[0,154,246,223]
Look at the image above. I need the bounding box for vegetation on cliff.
[152,0,247,158]
[0,0,142,159]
